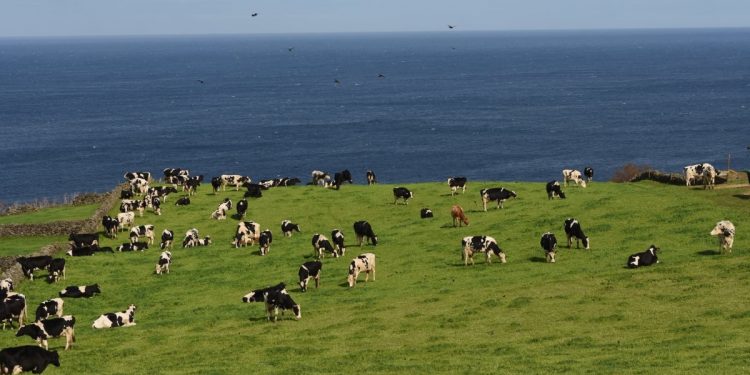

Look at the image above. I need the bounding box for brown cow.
[451,205,469,227]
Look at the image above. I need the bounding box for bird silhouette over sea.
[251,12,258,17]
[334,79,341,85]
[448,25,455,29]
[377,74,385,78]
[196,80,205,84]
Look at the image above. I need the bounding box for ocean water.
[1,29,748,203]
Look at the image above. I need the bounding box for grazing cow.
[312,234,336,258]
[163,168,189,184]
[68,233,99,248]
[311,170,329,185]
[242,283,287,303]
[258,230,273,256]
[129,225,155,245]
[563,218,590,249]
[480,187,517,211]
[353,221,378,246]
[174,196,190,206]
[183,176,203,195]
[91,304,136,329]
[120,189,134,199]
[17,257,53,281]
[366,170,377,185]
[0,346,60,374]
[448,177,467,195]
[281,220,301,237]
[584,167,594,182]
[34,299,63,322]
[183,228,199,246]
[298,261,322,292]
[540,232,558,263]
[461,236,506,266]
[233,222,260,247]
[116,242,148,252]
[451,205,469,227]
[236,199,248,218]
[331,229,346,257]
[265,291,301,322]
[155,251,172,275]
[562,169,587,188]
[393,187,413,204]
[16,316,76,351]
[333,169,353,190]
[116,212,135,231]
[710,220,736,254]
[59,285,100,299]
[102,216,120,238]
[160,229,174,250]
[627,245,660,268]
[420,208,433,218]
[46,259,66,283]
[347,253,376,288]
[244,183,264,198]
[546,181,566,200]
[129,177,150,195]
[0,294,27,329]
[220,175,250,191]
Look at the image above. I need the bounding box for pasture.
[1,180,749,374]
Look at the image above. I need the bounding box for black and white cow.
[264,291,301,322]
[59,284,100,298]
[147,186,178,202]
[461,236,507,266]
[258,230,273,256]
[281,220,301,237]
[183,176,203,195]
[540,232,558,263]
[331,229,346,257]
[627,245,660,268]
[333,169,353,190]
[393,187,413,204]
[66,245,112,256]
[124,171,151,182]
[684,163,716,187]
[233,222,260,247]
[151,196,161,216]
[244,183,264,198]
[448,177,468,195]
[220,175,250,191]
[68,233,99,248]
[562,169,587,188]
[298,261,322,292]
[241,282,287,303]
[584,167,594,183]
[120,189,134,199]
[366,170,377,185]
[91,304,136,329]
[277,177,301,186]
[0,294,27,329]
[312,234,336,258]
[46,259,66,283]
[184,236,211,248]
[163,168,189,184]
[35,299,64,322]
[116,212,135,230]
[174,196,191,206]
[160,229,174,250]
[236,199,248,218]
[311,170,330,185]
[155,251,172,275]
[347,253,376,288]
[17,256,53,281]
[102,216,120,238]
[0,345,60,374]
[16,315,76,351]
[211,199,232,220]
[546,181,566,200]
[480,187,517,211]
[129,225,155,245]
[182,228,199,248]
[420,208,433,218]
[210,176,222,192]
[129,177,150,195]
[0,279,13,298]
[563,218,590,249]
[710,220,736,254]
[116,242,149,252]
[353,221,378,246]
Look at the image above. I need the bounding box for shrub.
[610,163,653,183]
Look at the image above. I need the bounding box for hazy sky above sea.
[1,0,748,37]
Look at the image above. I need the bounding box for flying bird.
[334,79,341,85]
[448,25,455,29]
[196,80,205,84]
[288,47,294,52]
[377,74,385,78]
[251,12,258,17]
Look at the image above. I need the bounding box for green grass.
[1,181,749,374]
[0,236,68,257]
[0,204,99,225]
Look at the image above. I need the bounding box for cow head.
[291,304,301,320]
[243,291,262,303]
[647,245,660,255]
[90,284,102,295]
[582,237,590,250]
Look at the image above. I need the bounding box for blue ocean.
[1,29,748,203]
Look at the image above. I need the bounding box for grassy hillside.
[1,181,748,374]
[0,204,99,225]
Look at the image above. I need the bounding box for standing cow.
[298,261,323,292]
[448,177,467,195]
[281,220,301,237]
[563,218,590,249]
[353,221,378,246]
[540,232,558,263]
[393,187,413,205]
[480,187,517,211]
[710,220,736,254]
[347,253,376,288]
[562,169,587,188]
[366,170,377,185]
[461,236,506,266]
[546,181,566,200]
[451,205,469,227]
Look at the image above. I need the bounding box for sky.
[1,0,749,37]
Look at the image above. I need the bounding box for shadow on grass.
[697,249,721,256]
[733,194,750,200]
[528,256,547,263]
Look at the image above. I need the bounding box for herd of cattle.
[0,164,738,373]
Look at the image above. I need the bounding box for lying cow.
[347,253,376,288]
[46,259,66,283]
[312,234,336,258]
[129,225,155,245]
[0,345,60,374]
[210,200,231,220]
[353,221,378,246]
[174,196,191,206]
[220,175,250,191]
[393,187,413,204]
[184,236,211,248]
[155,251,172,275]
[366,170,377,185]
[16,315,75,350]
[562,169,587,188]
[236,199,248,219]
[17,256,53,281]
[420,208,433,219]
[564,218,590,249]
[281,220,301,237]
[448,177,467,195]
[35,299,64,322]
[59,284,100,298]
[66,245,113,256]
[160,229,174,250]
[480,187,517,211]
[116,242,149,252]
[68,233,99,248]
[461,236,506,266]
[546,181,566,199]
[540,232,558,263]
[92,304,137,329]
[627,245,660,268]
[451,205,469,227]
[710,220,736,254]
[331,229,346,257]
[298,261,322,292]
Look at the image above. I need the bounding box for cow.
[68,233,99,248]
[347,253,376,288]
[353,221,378,246]
[155,251,172,275]
[562,169,587,188]
[627,245,660,268]
[16,316,75,351]
[333,169,353,190]
[564,218,590,249]
[448,177,467,195]
[174,196,190,206]
[183,228,199,247]
[183,176,203,195]
[233,222,260,247]
[312,234,336,258]
[281,220,301,237]
[684,163,705,186]
[420,208,433,219]
[0,346,60,374]
[258,230,273,256]
[393,187,413,204]
[264,291,301,322]
[0,294,27,330]
[546,181,566,200]
[17,257,53,281]
[242,283,287,303]
[220,175,250,191]
[211,199,232,220]
[129,225,155,245]
[116,212,135,231]
[311,170,329,185]
[540,232,558,263]
[92,304,136,329]
[710,220,736,254]
[101,216,119,239]
[236,199,248,219]
[277,177,301,186]
[210,176,222,192]
[451,205,469,227]
[0,279,13,297]
[298,261,322,292]
[160,229,174,250]
[59,285,100,299]
[480,187,517,211]
[331,229,346,257]
[461,236,506,266]
[151,196,162,216]
[702,163,717,189]
[120,189,134,199]
[66,245,113,256]
[129,177,150,195]
[46,259,66,283]
[124,171,151,182]
[244,184,264,198]
[163,168,189,184]
[116,242,148,252]
[366,170,377,185]
[184,236,211,248]
[34,299,63,322]
[584,167,594,182]
[147,186,177,202]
